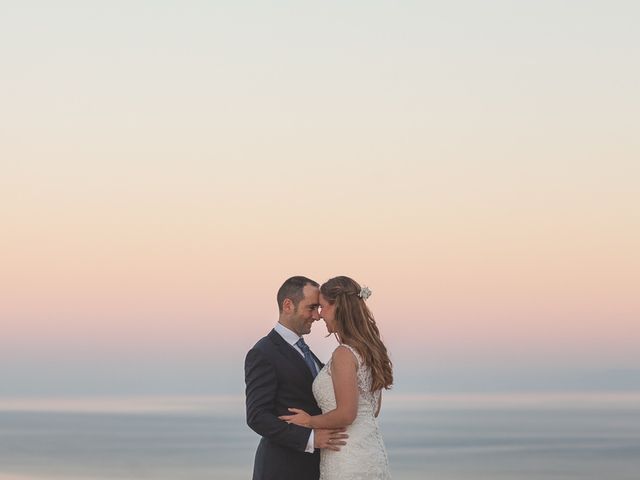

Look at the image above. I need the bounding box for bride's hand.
[279,408,312,428]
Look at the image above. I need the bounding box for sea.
[1,393,639,480]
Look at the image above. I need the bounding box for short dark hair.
[277,276,319,313]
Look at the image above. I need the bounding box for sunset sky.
[1,1,638,396]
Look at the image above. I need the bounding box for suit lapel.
[268,329,313,381]
[267,329,322,381]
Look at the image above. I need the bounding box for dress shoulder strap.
[337,344,362,368]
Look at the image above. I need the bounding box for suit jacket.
[245,329,324,480]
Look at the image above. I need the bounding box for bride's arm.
[281,346,359,429]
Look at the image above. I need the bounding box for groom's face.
[290,284,320,336]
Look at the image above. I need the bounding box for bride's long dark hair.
[321,276,393,392]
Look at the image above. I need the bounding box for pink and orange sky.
[1,1,639,395]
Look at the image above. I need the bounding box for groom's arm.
[245,347,311,452]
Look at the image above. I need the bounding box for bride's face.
[319,294,337,334]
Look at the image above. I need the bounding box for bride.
[280,276,393,479]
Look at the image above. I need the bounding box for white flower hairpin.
[358,286,372,300]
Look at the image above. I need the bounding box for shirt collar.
[274,322,301,347]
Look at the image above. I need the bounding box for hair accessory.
[358,286,372,300]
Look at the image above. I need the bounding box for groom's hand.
[314,428,348,451]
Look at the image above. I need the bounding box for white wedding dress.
[313,344,391,480]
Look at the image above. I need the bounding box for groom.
[245,276,347,480]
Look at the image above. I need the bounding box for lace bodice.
[314,345,381,416]
[312,344,390,480]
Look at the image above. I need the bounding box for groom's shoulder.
[249,329,278,352]
[245,331,279,367]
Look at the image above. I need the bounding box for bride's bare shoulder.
[331,345,359,366]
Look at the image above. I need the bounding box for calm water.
[0,393,639,480]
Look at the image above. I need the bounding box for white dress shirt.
[274,322,318,453]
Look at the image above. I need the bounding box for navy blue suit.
[245,329,323,480]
